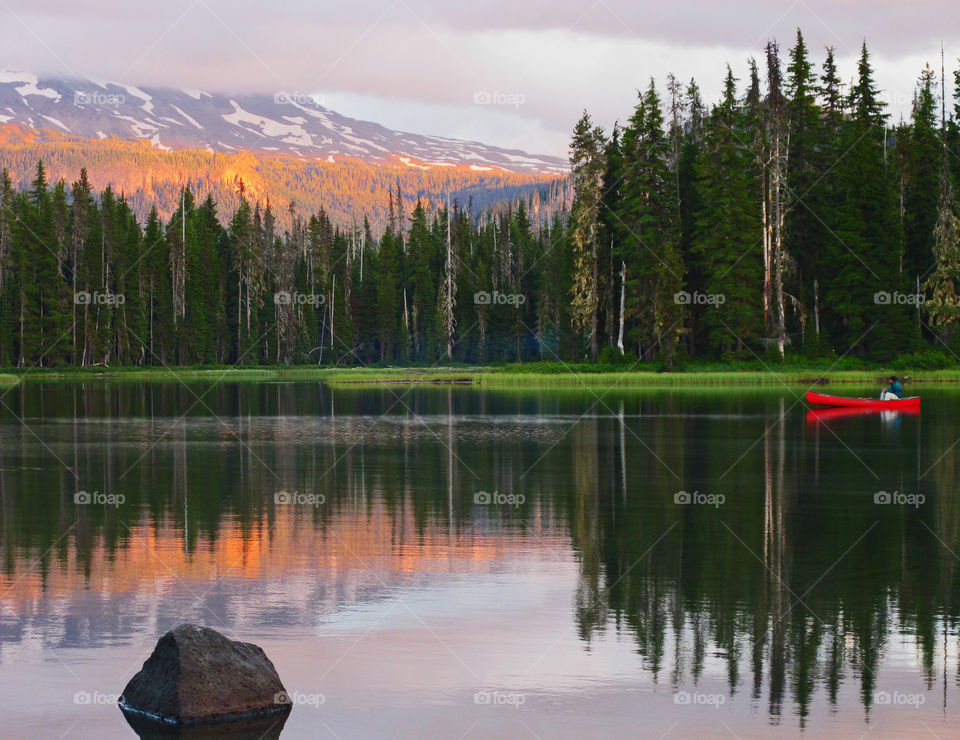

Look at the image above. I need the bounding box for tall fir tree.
[903,65,942,281]
[922,186,960,346]
[406,198,437,360]
[617,80,685,360]
[691,68,763,356]
[785,30,828,351]
[827,42,910,358]
[568,111,606,361]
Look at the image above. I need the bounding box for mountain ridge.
[0,69,567,175]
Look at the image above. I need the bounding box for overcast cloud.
[1,0,957,156]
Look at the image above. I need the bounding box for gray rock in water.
[122,711,289,739]
[119,624,291,727]
[123,712,290,740]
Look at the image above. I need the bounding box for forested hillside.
[0,124,565,231]
[1,32,959,368]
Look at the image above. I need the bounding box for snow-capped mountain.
[0,70,566,175]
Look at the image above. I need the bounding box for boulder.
[119,624,291,727]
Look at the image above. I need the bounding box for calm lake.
[1,380,958,738]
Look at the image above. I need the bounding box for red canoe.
[805,390,920,410]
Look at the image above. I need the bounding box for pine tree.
[535,214,569,360]
[922,187,960,342]
[785,30,826,351]
[68,169,93,363]
[568,111,606,361]
[677,81,706,354]
[827,42,909,358]
[903,65,942,281]
[821,47,843,119]
[81,185,114,364]
[168,188,192,336]
[326,230,357,364]
[182,194,225,363]
[599,124,626,353]
[111,194,144,364]
[406,198,437,360]
[951,66,960,189]
[0,170,13,365]
[809,46,846,352]
[437,195,458,360]
[351,215,380,363]
[15,162,70,365]
[376,226,403,361]
[508,200,536,360]
[617,80,685,360]
[764,40,789,358]
[142,207,172,364]
[228,194,259,362]
[692,67,763,356]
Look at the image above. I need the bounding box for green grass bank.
[3,362,960,388]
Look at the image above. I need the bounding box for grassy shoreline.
[2,364,960,388]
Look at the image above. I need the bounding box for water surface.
[0,381,957,738]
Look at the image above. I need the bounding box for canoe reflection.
[806,405,921,424]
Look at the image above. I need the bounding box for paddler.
[881,375,903,401]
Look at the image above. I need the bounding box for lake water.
[1,380,958,738]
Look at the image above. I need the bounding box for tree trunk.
[590,227,599,362]
[774,129,787,359]
[617,261,626,355]
[765,205,773,334]
[813,279,820,339]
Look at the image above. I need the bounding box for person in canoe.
[881,375,903,401]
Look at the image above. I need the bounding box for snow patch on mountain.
[117,84,154,113]
[222,100,314,146]
[0,71,61,102]
[41,115,70,132]
[171,104,203,130]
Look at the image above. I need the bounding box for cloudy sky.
[0,0,957,157]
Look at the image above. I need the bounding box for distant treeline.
[0,163,568,367]
[2,31,960,367]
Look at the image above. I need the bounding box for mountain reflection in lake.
[1,381,958,738]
